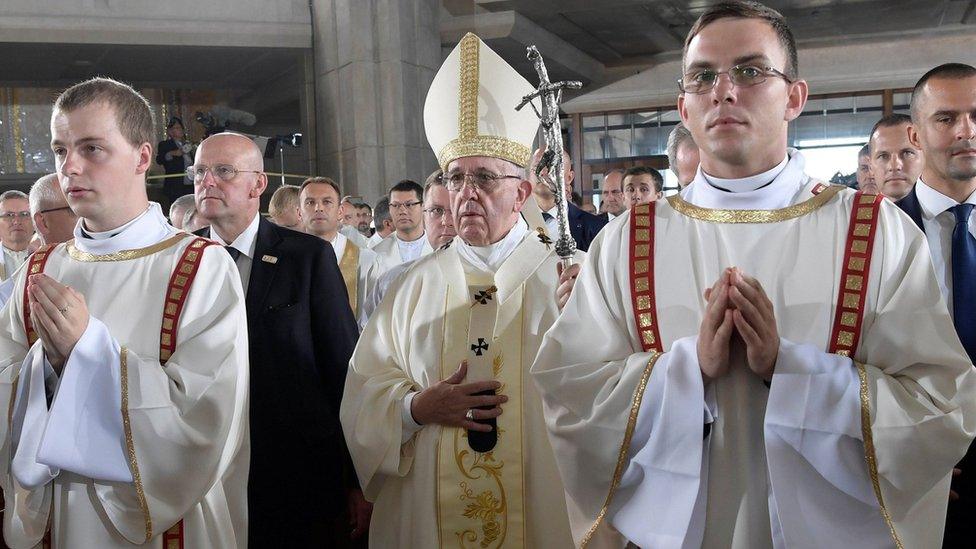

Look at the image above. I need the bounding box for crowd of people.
[0,0,974,548]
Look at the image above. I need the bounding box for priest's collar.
[209,212,260,260]
[71,203,177,257]
[682,150,809,211]
[456,216,529,274]
[701,155,788,193]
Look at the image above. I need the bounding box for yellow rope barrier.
[146,171,315,181]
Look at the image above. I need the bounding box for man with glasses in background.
[0,190,34,281]
[192,132,364,547]
[534,2,975,547]
[358,169,456,328]
[369,179,432,280]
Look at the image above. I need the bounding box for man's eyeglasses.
[444,171,522,193]
[186,165,263,182]
[0,211,31,221]
[390,200,422,211]
[423,206,447,219]
[678,65,793,94]
[38,206,72,215]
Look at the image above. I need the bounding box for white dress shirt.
[396,232,427,263]
[209,213,260,294]
[914,179,976,312]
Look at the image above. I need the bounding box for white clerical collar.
[683,150,808,211]
[607,211,617,221]
[915,179,976,221]
[456,216,529,274]
[396,232,426,246]
[544,206,557,217]
[2,245,29,261]
[329,231,348,260]
[73,203,176,255]
[702,155,789,193]
[209,213,260,260]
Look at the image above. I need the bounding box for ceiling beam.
[440,10,607,83]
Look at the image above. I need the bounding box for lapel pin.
[262,255,278,264]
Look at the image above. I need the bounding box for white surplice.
[370,231,433,280]
[0,204,250,548]
[532,151,976,549]
[342,217,579,548]
[329,231,378,318]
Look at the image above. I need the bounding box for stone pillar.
[311,0,441,202]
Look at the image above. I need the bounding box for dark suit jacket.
[895,187,925,235]
[568,202,608,252]
[898,187,975,546]
[155,139,185,176]
[201,218,359,545]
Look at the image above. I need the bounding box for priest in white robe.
[341,33,576,548]
[532,5,976,548]
[370,179,434,280]
[0,77,249,548]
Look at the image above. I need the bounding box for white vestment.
[0,204,250,548]
[0,247,29,282]
[533,152,976,549]
[370,232,433,281]
[342,218,578,548]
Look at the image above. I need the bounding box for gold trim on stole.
[338,242,361,315]
[66,233,192,262]
[580,353,662,548]
[119,346,154,542]
[856,362,904,549]
[666,184,844,224]
[436,277,525,548]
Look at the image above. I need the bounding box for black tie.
[225,246,241,261]
[542,212,554,222]
[950,203,976,361]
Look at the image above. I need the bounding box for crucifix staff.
[515,45,583,270]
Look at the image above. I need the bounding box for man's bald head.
[197,132,265,170]
[193,132,268,238]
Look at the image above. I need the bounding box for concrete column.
[311,0,441,203]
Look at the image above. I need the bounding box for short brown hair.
[683,1,798,80]
[54,77,155,150]
[623,166,664,193]
[423,169,444,201]
[300,176,341,198]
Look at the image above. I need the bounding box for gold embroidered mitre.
[423,33,539,171]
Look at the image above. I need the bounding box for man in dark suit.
[192,132,367,547]
[896,63,976,548]
[156,117,194,209]
[530,148,608,251]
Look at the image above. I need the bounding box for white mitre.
[423,32,539,171]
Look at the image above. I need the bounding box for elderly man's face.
[0,198,34,250]
[423,184,457,248]
[194,134,267,223]
[447,156,531,246]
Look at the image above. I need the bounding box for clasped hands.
[698,267,779,382]
[27,274,89,373]
[410,361,507,431]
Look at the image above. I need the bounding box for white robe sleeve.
[341,270,421,500]
[13,316,132,487]
[533,215,690,547]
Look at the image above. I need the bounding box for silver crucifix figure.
[515,45,582,270]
